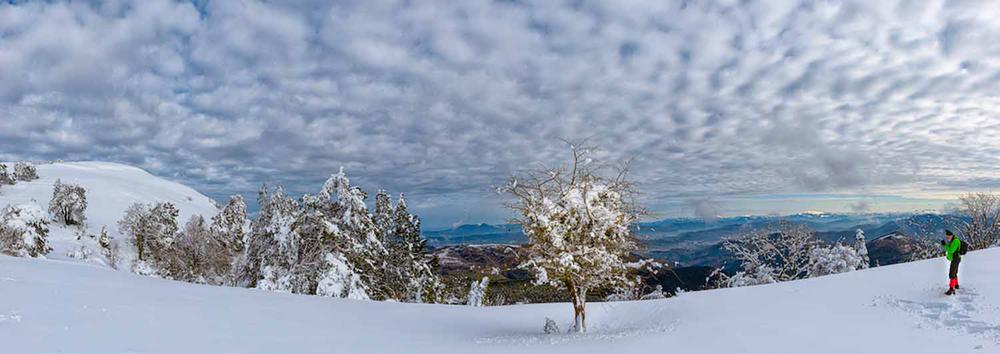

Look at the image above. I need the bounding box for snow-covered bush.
[0,164,16,186]
[544,318,560,334]
[66,245,94,260]
[640,284,667,300]
[808,244,865,277]
[49,179,87,225]
[467,277,489,307]
[0,203,51,258]
[501,145,641,332]
[13,162,38,182]
[723,222,820,285]
[98,226,120,270]
[724,265,778,287]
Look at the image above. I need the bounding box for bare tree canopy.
[954,192,1000,250]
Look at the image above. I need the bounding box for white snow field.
[1,249,998,354]
[3,161,998,353]
[0,161,219,265]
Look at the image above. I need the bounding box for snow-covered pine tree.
[13,162,39,181]
[502,145,641,332]
[467,276,489,307]
[211,195,247,254]
[48,179,87,225]
[854,229,869,269]
[236,185,300,291]
[373,190,394,244]
[307,169,386,299]
[0,203,51,258]
[392,194,442,303]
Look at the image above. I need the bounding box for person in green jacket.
[940,230,961,295]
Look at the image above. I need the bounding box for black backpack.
[959,240,969,255]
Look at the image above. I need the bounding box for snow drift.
[2,248,999,353]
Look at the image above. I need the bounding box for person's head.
[945,230,954,240]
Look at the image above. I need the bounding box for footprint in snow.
[877,288,1000,343]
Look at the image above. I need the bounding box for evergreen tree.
[237,186,300,291]
[211,195,247,253]
[854,229,869,269]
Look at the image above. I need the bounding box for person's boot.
[945,288,955,296]
[955,284,960,290]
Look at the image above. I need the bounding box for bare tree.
[723,222,821,284]
[49,179,87,225]
[954,192,1000,250]
[501,144,641,333]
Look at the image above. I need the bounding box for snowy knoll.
[3,247,999,353]
[0,161,219,264]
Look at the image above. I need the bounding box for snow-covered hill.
[0,161,219,264]
[3,247,999,353]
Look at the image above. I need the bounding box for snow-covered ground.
[0,161,219,264]
[3,161,997,353]
[3,248,998,353]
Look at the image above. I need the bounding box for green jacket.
[944,237,961,261]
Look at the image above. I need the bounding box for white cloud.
[1,0,999,227]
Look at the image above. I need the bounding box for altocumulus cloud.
[1,0,999,227]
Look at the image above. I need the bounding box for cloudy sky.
[1,0,999,228]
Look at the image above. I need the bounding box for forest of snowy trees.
[114,168,443,302]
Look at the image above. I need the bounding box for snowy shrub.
[725,265,778,287]
[66,245,94,260]
[0,164,15,186]
[640,285,667,300]
[98,226,121,270]
[723,222,820,285]
[544,318,561,334]
[808,244,864,278]
[467,277,489,307]
[0,203,51,258]
[49,179,87,225]
[13,162,38,182]
[501,145,641,332]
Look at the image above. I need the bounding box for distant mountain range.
[425,212,967,267]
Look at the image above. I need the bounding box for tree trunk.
[569,284,587,333]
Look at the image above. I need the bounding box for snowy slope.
[3,248,999,354]
[0,161,219,264]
